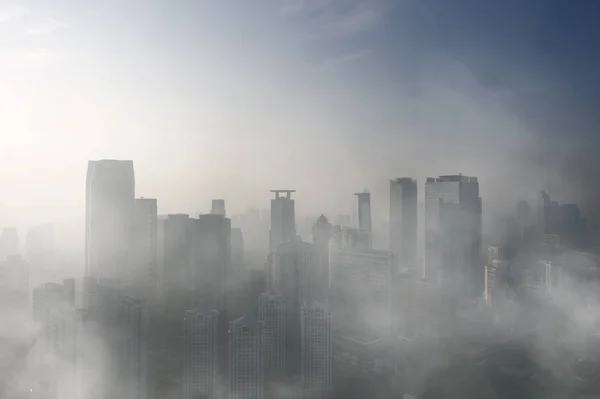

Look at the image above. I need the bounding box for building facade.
[132,198,158,293]
[85,159,135,280]
[389,178,418,270]
[184,308,219,399]
[258,292,286,382]
[228,315,264,399]
[269,190,296,252]
[301,300,332,399]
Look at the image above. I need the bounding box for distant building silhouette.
[163,214,194,298]
[132,198,158,294]
[269,190,296,252]
[353,191,372,246]
[25,224,55,264]
[424,175,482,299]
[184,308,219,399]
[85,160,135,280]
[271,241,319,375]
[211,199,226,216]
[389,178,418,270]
[312,215,333,298]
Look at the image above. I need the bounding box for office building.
[312,215,333,297]
[329,241,395,341]
[132,198,158,292]
[85,160,135,280]
[163,214,194,297]
[330,225,371,251]
[301,300,332,399]
[424,175,482,298]
[353,191,372,248]
[228,315,264,399]
[118,297,149,399]
[269,190,296,252]
[248,270,267,316]
[389,178,418,270]
[271,241,319,374]
[258,292,286,382]
[211,199,226,216]
[184,308,219,399]
[191,214,231,313]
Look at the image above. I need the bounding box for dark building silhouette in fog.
[85,160,135,280]
[192,214,231,313]
[389,178,418,270]
[424,175,482,299]
[132,198,158,293]
[537,190,588,248]
[270,240,319,375]
[312,215,333,298]
[211,199,226,216]
[118,297,149,399]
[353,191,372,246]
[163,214,194,297]
[269,190,296,252]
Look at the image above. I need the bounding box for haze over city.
[1,1,600,399]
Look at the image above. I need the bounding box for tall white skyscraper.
[301,300,332,399]
[269,190,296,252]
[184,308,219,399]
[86,160,135,280]
[354,190,372,237]
[424,175,482,298]
[229,315,264,399]
[390,178,418,270]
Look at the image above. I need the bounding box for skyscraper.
[211,199,226,216]
[184,308,219,399]
[271,241,319,374]
[163,214,194,299]
[132,198,158,292]
[424,175,482,299]
[258,292,286,382]
[353,190,372,235]
[229,315,264,399]
[269,190,296,252]
[312,215,333,298]
[192,214,231,312]
[301,300,332,399]
[118,297,149,399]
[86,160,135,280]
[389,178,418,270]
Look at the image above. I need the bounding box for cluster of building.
[28,159,600,399]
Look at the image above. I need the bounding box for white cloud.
[26,18,66,35]
[0,49,54,69]
[0,3,28,23]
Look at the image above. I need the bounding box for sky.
[0,0,599,247]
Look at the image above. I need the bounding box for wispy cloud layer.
[0,3,28,22]
[26,18,66,36]
[278,0,393,67]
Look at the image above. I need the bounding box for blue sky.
[0,0,598,239]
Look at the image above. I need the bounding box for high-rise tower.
[184,308,219,399]
[390,178,418,270]
[424,175,482,298]
[86,160,135,280]
[353,190,372,247]
[269,190,296,252]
